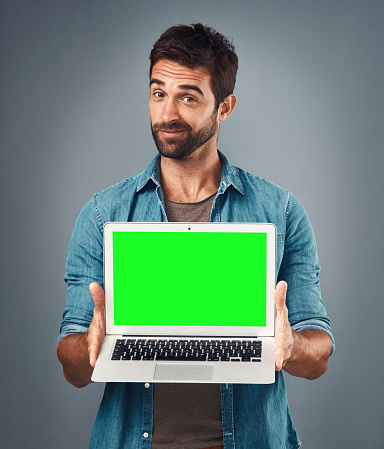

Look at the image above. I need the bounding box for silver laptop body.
[92,222,276,384]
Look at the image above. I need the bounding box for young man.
[57,24,334,449]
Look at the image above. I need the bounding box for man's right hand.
[57,282,106,388]
[87,282,106,368]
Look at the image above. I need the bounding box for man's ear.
[218,94,237,122]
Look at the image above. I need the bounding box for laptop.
[91,222,276,384]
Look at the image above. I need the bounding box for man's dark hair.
[150,23,238,109]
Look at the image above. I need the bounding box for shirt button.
[143,432,149,438]
[145,383,150,388]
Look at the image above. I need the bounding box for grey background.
[1,0,383,447]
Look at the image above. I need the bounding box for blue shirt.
[59,151,334,449]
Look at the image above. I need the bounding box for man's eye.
[183,96,196,102]
[153,92,164,98]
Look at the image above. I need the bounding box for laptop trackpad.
[154,363,214,381]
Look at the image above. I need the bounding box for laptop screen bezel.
[103,222,276,337]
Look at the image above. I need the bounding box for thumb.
[274,281,287,311]
[89,282,105,310]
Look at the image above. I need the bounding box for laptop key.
[192,355,207,361]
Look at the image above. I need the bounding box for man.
[57,23,334,449]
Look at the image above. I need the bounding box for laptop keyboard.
[111,338,262,362]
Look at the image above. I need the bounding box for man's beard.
[151,111,218,160]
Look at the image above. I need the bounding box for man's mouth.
[159,129,187,138]
[153,121,191,139]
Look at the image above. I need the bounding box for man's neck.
[159,146,222,203]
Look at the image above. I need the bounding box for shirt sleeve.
[278,193,335,355]
[57,196,104,345]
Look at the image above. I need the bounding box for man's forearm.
[57,333,94,388]
[283,329,333,380]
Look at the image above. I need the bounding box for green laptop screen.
[112,231,267,327]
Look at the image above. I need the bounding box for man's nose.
[161,98,180,122]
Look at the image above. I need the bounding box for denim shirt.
[59,151,334,449]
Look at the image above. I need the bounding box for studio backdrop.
[1,1,383,448]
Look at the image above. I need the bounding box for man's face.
[149,60,220,160]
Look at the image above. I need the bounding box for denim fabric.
[59,151,334,449]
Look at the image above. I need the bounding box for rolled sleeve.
[57,323,89,345]
[278,193,335,354]
[58,196,104,345]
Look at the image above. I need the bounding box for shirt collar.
[217,150,245,195]
[136,150,245,195]
[136,154,161,191]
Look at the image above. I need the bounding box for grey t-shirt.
[151,192,223,449]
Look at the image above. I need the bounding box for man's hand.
[56,282,106,388]
[274,281,293,371]
[273,280,333,379]
[87,282,106,368]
